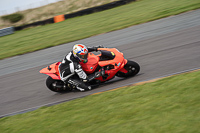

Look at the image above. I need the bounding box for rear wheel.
[116,60,140,77]
[46,76,68,92]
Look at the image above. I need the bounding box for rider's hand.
[94,45,104,51]
[97,45,104,48]
[88,45,104,52]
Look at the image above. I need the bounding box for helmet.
[73,44,88,63]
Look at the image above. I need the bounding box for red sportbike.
[40,48,140,92]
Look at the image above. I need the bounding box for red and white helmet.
[73,44,88,63]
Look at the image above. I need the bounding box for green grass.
[0,70,200,133]
[0,0,200,59]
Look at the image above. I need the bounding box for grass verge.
[1,0,200,60]
[0,70,200,133]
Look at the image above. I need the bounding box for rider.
[59,44,111,91]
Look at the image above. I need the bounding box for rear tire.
[116,60,140,77]
[46,76,66,92]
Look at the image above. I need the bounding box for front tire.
[116,60,140,77]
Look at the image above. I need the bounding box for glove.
[97,45,104,48]
[88,45,104,52]
[96,45,104,51]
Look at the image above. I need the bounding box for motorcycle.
[39,48,140,92]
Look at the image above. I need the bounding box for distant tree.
[1,13,24,23]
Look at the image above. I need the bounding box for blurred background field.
[0,0,118,29]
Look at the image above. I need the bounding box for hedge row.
[1,13,24,23]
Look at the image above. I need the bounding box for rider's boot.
[68,78,92,92]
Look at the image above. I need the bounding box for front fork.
[118,59,128,73]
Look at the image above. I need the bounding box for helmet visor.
[77,53,88,61]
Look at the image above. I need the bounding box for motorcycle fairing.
[96,48,128,81]
[98,48,128,72]
[40,48,129,82]
[79,52,100,74]
[40,62,61,80]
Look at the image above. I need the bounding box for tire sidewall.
[46,76,64,92]
[116,60,140,77]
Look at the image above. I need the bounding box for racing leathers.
[59,46,104,91]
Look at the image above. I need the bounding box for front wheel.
[116,60,140,77]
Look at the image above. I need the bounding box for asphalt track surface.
[0,9,200,117]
